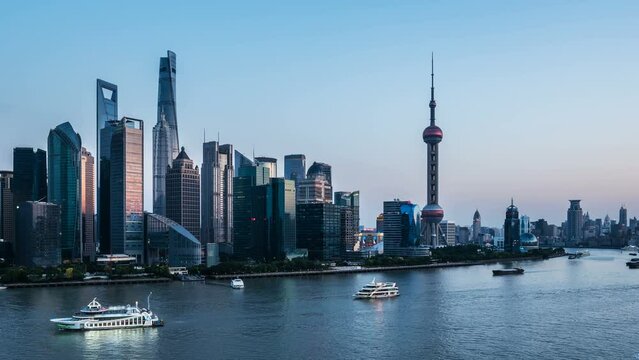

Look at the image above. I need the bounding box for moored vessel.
[50,294,163,331]
[354,278,399,299]
[492,268,524,276]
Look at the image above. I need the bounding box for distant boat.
[626,258,639,266]
[622,245,638,252]
[576,250,590,257]
[0,286,6,290]
[568,254,577,260]
[628,262,639,269]
[230,278,244,289]
[492,268,524,276]
[630,253,638,256]
[354,278,399,299]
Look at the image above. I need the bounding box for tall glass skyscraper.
[166,147,200,241]
[153,50,180,216]
[13,147,47,207]
[284,154,306,183]
[81,148,95,262]
[307,162,332,186]
[48,122,82,261]
[201,142,234,245]
[110,118,144,261]
[96,79,118,254]
[234,150,254,176]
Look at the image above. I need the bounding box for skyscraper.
[421,55,445,247]
[48,122,82,261]
[201,142,234,245]
[335,191,360,254]
[158,50,179,156]
[255,157,278,178]
[619,206,628,227]
[166,147,200,240]
[383,200,429,257]
[296,202,340,260]
[13,147,47,207]
[270,178,297,256]
[0,171,15,247]
[504,199,521,253]
[110,118,144,261]
[284,154,306,183]
[472,209,481,244]
[152,112,172,215]
[16,201,61,267]
[234,150,254,176]
[233,164,271,260]
[297,175,332,204]
[81,148,95,262]
[565,200,584,243]
[307,162,332,186]
[96,79,118,254]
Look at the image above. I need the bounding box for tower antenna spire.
[429,53,436,125]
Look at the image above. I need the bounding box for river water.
[1,249,637,359]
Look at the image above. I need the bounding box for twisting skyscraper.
[153,50,179,215]
[421,55,445,247]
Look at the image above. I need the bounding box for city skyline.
[1,1,639,226]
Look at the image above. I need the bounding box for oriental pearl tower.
[421,54,445,247]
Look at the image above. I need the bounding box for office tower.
[421,56,445,247]
[520,215,530,235]
[166,147,200,240]
[383,200,429,257]
[472,209,481,244]
[13,148,47,207]
[96,79,118,254]
[297,175,332,204]
[81,148,95,262]
[458,226,471,244]
[110,118,144,261]
[255,157,278,178]
[152,112,172,215]
[48,122,82,261]
[158,50,179,156]
[504,199,520,253]
[441,220,456,246]
[234,150,254,176]
[16,201,61,267]
[0,171,15,247]
[233,164,271,260]
[376,213,384,233]
[144,212,201,267]
[284,154,306,183]
[620,206,628,227]
[201,142,234,245]
[296,203,340,260]
[271,178,297,256]
[335,191,360,254]
[565,200,584,243]
[307,162,332,186]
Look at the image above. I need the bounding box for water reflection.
[81,328,159,357]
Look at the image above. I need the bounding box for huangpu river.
[1,249,638,359]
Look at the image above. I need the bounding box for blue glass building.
[144,213,201,267]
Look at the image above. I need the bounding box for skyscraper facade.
[166,147,200,240]
[565,200,584,243]
[233,164,271,260]
[297,176,332,204]
[504,200,521,253]
[383,200,430,257]
[233,150,254,176]
[152,112,172,216]
[441,220,456,246]
[472,209,481,244]
[16,201,61,267]
[0,171,15,248]
[421,56,445,247]
[81,148,95,262]
[13,147,47,207]
[307,162,332,186]
[255,157,278,178]
[48,122,82,261]
[96,79,118,254]
[144,212,201,267]
[110,118,144,261]
[271,178,297,255]
[284,154,306,183]
[620,206,628,227]
[335,191,360,254]
[296,202,340,260]
[201,142,234,245]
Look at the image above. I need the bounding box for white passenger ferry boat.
[354,278,399,299]
[50,294,163,331]
[230,278,245,289]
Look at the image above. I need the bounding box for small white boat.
[230,278,244,289]
[0,286,7,290]
[576,250,590,257]
[354,278,399,299]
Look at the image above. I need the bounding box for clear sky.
[1,1,638,227]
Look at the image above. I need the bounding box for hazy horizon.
[1,1,638,227]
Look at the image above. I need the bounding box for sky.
[1,0,638,227]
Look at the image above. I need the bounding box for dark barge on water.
[492,268,525,276]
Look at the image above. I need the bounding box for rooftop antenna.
[203,128,206,143]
